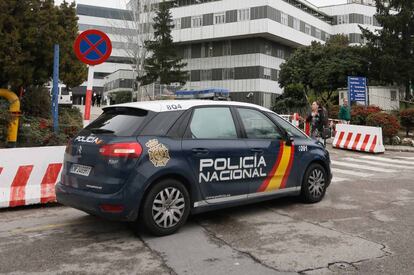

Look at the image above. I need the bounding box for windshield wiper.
[89,128,115,134]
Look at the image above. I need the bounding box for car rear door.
[181,106,251,204]
[235,107,295,196]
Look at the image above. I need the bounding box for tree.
[361,1,414,100]
[272,83,309,115]
[139,1,187,86]
[0,0,86,92]
[279,35,368,104]
[57,1,87,88]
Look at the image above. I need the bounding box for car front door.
[181,106,251,204]
[235,107,296,196]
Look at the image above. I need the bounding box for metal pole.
[84,65,94,126]
[52,44,59,134]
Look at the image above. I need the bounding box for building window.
[237,8,250,21]
[201,70,212,81]
[281,12,288,25]
[183,46,191,59]
[263,68,271,80]
[223,68,234,79]
[364,15,373,25]
[173,18,181,29]
[214,12,225,24]
[315,29,321,39]
[264,44,271,55]
[223,41,231,56]
[391,90,397,101]
[305,24,311,35]
[276,48,285,59]
[293,18,300,30]
[337,14,349,24]
[192,15,203,27]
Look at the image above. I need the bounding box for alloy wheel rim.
[152,187,185,229]
[308,169,325,198]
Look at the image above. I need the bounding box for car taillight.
[99,142,142,158]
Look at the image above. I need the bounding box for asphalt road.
[1,148,413,275]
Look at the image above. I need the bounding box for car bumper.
[55,182,139,221]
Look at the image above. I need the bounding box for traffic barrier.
[0,146,65,208]
[332,124,385,153]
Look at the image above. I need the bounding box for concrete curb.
[385,145,414,152]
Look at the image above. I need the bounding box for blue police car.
[56,100,331,236]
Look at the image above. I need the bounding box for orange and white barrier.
[332,124,385,153]
[0,146,65,208]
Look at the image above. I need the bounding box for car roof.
[104,100,272,113]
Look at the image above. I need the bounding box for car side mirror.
[285,133,294,146]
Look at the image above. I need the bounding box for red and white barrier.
[332,124,385,153]
[0,146,65,208]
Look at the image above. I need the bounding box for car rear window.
[84,107,149,136]
[141,111,184,136]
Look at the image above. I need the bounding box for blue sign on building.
[348,76,367,105]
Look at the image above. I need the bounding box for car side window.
[267,112,307,138]
[188,107,238,139]
[237,108,282,139]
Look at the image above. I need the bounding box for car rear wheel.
[139,179,190,236]
[300,163,327,203]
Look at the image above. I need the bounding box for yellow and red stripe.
[258,142,295,192]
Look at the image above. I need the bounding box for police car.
[56,100,331,236]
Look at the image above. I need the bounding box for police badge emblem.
[145,139,170,167]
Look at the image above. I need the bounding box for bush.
[0,99,12,147]
[400,108,414,136]
[327,105,340,119]
[366,112,400,139]
[351,105,382,125]
[21,86,51,118]
[111,91,132,104]
[18,107,83,147]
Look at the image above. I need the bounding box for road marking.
[331,176,348,183]
[331,167,373,178]
[331,160,397,173]
[393,156,414,160]
[359,156,413,165]
[342,157,414,169]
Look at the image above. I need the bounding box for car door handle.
[192,148,209,155]
[250,148,264,154]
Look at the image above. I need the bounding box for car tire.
[139,179,190,236]
[300,163,327,203]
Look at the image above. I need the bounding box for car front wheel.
[301,163,327,203]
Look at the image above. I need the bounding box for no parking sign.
[74,29,112,66]
[73,29,112,124]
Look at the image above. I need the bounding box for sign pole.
[52,44,59,134]
[84,65,94,126]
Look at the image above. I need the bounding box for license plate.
[70,164,92,176]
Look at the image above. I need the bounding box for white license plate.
[70,164,92,176]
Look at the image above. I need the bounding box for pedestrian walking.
[306,101,328,142]
[96,94,102,107]
[92,92,96,107]
[339,99,351,124]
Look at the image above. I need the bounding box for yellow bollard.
[0,89,20,146]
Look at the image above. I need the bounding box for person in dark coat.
[306,101,327,139]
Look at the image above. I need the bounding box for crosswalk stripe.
[331,167,373,178]
[331,160,397,173]
[359,156,413,165]
[393,156,414,160]
[342,157,413,169]
[332,177,347,183]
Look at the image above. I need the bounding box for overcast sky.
[55,0,348,9]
